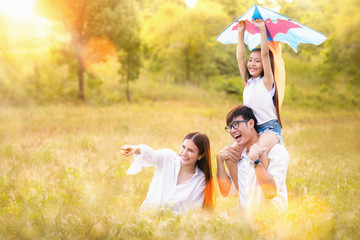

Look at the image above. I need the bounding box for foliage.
[141,1,229,83]
[34,0,88,100]
[34,0,141,101]
[280,0,360,86]
[0,0,359,107]
[85,0,141,101]
[209,0,250,19]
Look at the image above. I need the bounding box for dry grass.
[0,99,359,239]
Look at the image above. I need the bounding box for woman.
[121,132,214,212]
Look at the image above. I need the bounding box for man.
[217,105,289,216]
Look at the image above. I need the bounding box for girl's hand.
[248,143,268,162]
[121,145,140,157]
[238,20,246,33]
[253,18,265,30]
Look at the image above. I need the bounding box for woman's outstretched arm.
[121,145,140,156]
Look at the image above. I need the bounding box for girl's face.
[180,139,202,167]
[247,51,263,78]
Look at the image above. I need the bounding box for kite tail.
[269,41,285,128]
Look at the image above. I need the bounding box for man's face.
[227,115,251,146]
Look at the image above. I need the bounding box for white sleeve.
[267,145,289,194]
[126,144,175,175]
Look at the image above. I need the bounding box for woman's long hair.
[246,48,282,128]
[184,132,214,210]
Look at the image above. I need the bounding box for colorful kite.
[216,4,327,53]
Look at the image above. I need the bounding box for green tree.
[324,0,360,86]
[281,0,360,87]
[34,0,141,101]
[210,0,250,19]
[34,0,89,100]
[142,1,228,83]
[85,0,141,101]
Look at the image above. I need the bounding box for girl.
[121,132,214,212]
[236,19,283,169]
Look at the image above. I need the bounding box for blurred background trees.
[0,0,358,106]
[34,0,140,101]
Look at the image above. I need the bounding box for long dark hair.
[183,132,214,210]
[226,105,258,132]
[246,48,282,128]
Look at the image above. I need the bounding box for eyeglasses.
[225,120,249,133]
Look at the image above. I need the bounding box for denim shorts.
[257,119,283,145]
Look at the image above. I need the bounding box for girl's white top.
[243,76,277,125]
[126,144,206,212]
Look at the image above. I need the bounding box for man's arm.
[216,145,243,196]
[225,142,245,190]
[217,150,232,197]
[254,163,277,199]
[224,160,238,190]
[248,143,277,199]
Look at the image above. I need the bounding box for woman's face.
[247,51,263,78]
[180,139,202,167]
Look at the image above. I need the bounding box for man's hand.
[217,143,243,196]
[217,143,243,164]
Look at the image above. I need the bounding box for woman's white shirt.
[126,144,206,213]
[243,76,277,125]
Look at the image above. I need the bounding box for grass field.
[0,94,359,239]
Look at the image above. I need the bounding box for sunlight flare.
[0,0,36,19]
[184,0,198,8]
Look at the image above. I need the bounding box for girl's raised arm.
[255,19,274,91]
[236,20,250,84]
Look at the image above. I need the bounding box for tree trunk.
[77,56,85,100]
[185,51,190,81]
[74,30,85,101]
[125,54,131,102]
[185,39,191,81]
[126,78,130,102]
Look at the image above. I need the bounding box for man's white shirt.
[229,144,289,215]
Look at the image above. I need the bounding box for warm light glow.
[0,0,53,43]
[0,0,36,19]
[184,0,198,8]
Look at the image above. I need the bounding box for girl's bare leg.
[258,132,279,170]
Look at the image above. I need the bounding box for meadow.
[0,86,359,239]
